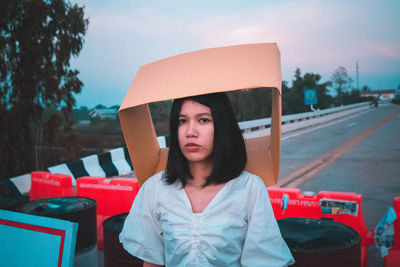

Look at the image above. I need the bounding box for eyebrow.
[179,112,212,117]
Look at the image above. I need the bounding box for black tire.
[0,196,29,211]
[103,213,143,267]
[277,217,361,267]
[17,197,97,253]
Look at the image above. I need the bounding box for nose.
[186,121,198,137]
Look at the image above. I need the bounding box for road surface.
[278,103,400,266]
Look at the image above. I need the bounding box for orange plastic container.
[100,178,140,216]
[268,187,369,267]
[30,171,51,200]
[76,176,140,250]
[48,174,74,198]
[30,171,74,200]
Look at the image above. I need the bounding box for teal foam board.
[0,209,78,267]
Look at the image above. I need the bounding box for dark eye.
[178,119,187,125]
[199,118,211,124]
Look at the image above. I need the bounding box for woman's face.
[178,100,214,165]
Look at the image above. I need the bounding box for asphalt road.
[278,103,400,267]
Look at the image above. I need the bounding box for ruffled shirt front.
[119,171,294,267]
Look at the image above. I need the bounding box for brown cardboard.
[119,43,282,186]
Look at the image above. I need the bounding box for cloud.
[367,43,400,59]
[72,0,400,107]
[89,7,179,37]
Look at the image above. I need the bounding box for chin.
[186,156,206,163]
[185,155,212,165]
[182,152,201,161]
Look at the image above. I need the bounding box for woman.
[120,92,294,267]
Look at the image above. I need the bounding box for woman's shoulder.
[141,170,181,190]
[231,171,266,190]
[141,171,167,189]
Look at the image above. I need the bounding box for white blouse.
[119,171,294,267]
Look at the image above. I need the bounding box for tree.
[330,66,353,106]
[283,68,332,114]
[95,104,107,109]
[43,113,62,147]
[361,85,370,92]
[281,81,291,115]
[226,88,272,122]
[109,105,120,110]
[0,0,88,179]
[72,106,90,122]
[149,101,172,136]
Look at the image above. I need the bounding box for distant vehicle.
[369,97,379,108]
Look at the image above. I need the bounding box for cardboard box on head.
[119,43,282,186]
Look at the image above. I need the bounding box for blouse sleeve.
[119,177,165,265]
[241,178,294,267]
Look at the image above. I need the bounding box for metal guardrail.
[238,102,369,133]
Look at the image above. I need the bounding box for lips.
[185,142,201,152]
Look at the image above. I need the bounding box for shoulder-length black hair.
[163,92,247,187]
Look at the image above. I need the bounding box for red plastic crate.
[48,173,74,198]
[100,178,140,216]
[30,171,51,200]
[30,172,73,200]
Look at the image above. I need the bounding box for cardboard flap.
[119,43,282,186]
[120,43,281,110]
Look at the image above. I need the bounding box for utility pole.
[356,61,359,90]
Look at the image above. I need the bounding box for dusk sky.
[71,0,400,108]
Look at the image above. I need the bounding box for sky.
[71,0,400,109]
